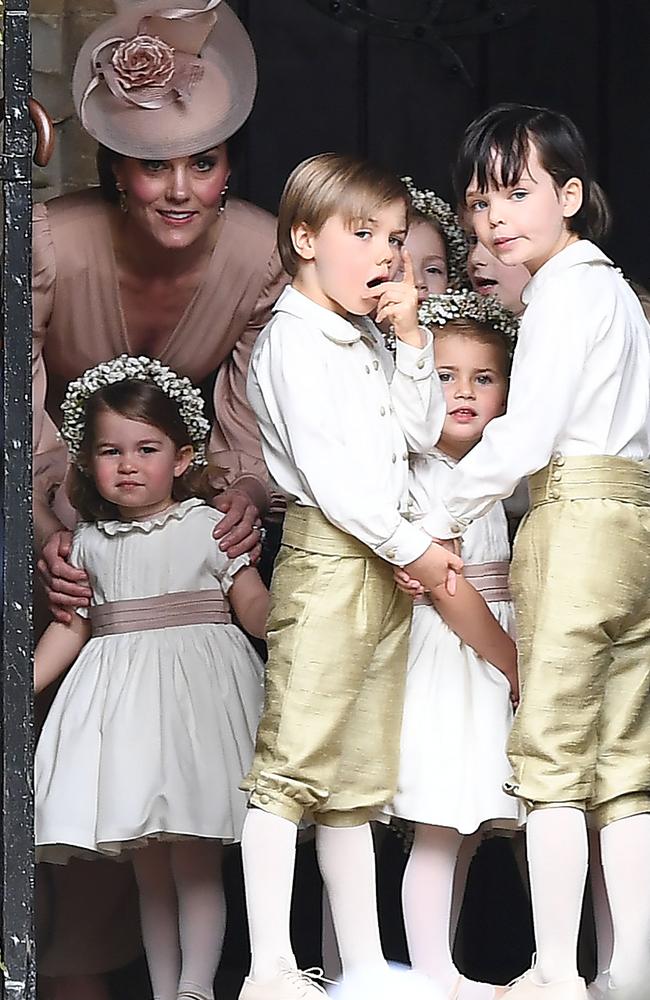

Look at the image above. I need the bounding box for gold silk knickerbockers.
[242,504,412,827]
[507,455,650,830]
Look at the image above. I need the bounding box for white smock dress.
[36,498,264,862]
[388,451,522,834]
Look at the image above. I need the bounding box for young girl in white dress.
[34,356,269,1000]
[388,292,522,1000]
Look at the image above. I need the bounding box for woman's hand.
[37,530,91,624]
[213,488,263,561]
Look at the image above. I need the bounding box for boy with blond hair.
[238,153,462,999]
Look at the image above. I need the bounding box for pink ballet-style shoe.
[501,969,588,998]
[449,974,511,999]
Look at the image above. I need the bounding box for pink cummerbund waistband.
[89,589,231,637]
[414,560,511,607]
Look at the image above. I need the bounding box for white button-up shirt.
[247,285,446,565]
[422,240,650,538]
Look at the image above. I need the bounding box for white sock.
[133,843,181,1000]
[600,813,650,997]
[171,840,225,1000]
[526,807,588,985]
[241,807,298,982]
[402,824,462,994]
[315,823,385,974]
[588,828,613,991]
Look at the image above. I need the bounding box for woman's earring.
[218,179,230,215]
[117,186,128,214]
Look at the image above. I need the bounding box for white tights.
[132,839,225,1000]
[526,808,650,998]
[600,813,650,997]
[315,823,386,974]
[526,807,589,985]
[241,808,386,983]
[402,824,494,999]
[589,829,614,993]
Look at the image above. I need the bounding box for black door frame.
[1,0,35,996]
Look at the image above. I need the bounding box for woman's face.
[113,145,230,251]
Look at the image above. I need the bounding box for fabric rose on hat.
[111,34,175,91]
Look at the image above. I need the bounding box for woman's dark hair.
[453,103,611,242]
[68,379,216,522]
[96,144,122,204]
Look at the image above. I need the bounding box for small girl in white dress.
[388,292,522,1000]
[35,356,269,1000]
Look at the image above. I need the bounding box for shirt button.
[417,359,425,370]
[549,488,561,500]
[392,454,397,463]
[373,360,379,370]
[403,452,408,461]
[386,548,397,560]
[553,452,565,467]
[380,406,386,416]
[551,470,562,482]
[259,793,270,805]
[365,365,370,374]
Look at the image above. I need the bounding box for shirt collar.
[273,285,377,346]
[521,239,614,305]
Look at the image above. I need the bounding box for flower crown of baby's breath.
[418,289,520,358]
[60,355,211,467]
[402,176,469,288]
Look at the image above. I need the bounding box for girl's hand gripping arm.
[34,614,91,695]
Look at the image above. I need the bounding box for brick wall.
[31,0,113,201]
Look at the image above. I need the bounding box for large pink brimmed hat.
[72,0,257,159]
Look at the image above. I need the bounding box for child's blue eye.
[425,265,443,276]
[470,200,488,213]
[511,190,528,201]
[476,374,494,385]
[389,235,404,248]
[354,230,372,240]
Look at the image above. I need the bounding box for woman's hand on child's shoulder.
[212,488,263,562]
[38,529,92,624]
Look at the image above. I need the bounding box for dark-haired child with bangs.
[419,104,650,1000]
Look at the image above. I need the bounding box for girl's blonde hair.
[68,379,218,522]
[277,152,408,276]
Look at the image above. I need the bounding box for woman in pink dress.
[34,4,286,997]
[35,0,287,617]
